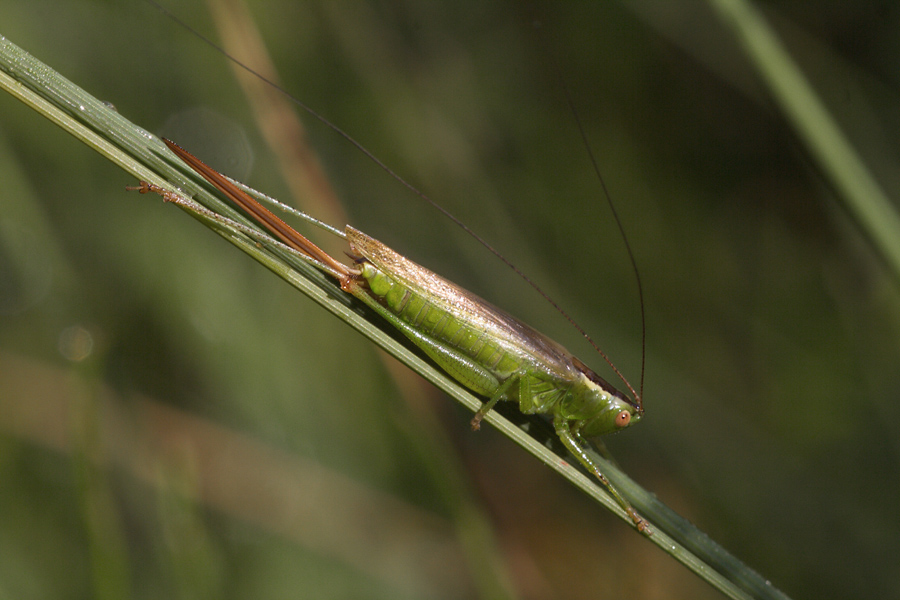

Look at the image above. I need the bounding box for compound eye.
[614,410,631,428]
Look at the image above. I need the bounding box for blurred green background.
[2,1,899,598]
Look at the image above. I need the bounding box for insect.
[129,137,648,531]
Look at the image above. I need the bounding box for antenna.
[144,0,645,407]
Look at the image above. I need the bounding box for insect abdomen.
[361,264,521,377]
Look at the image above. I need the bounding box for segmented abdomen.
[361,264,523,378]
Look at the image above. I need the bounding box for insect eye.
[614,410,631,428]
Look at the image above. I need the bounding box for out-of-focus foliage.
[1,1,898,598]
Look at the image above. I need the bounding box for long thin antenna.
[144,0,643,406]
[559,80,647,406]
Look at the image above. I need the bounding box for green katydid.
[129,138,648,532]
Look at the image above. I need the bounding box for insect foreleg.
[553,415,648,533]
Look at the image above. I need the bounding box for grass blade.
[707,0,900,278]
[1,33,793,599]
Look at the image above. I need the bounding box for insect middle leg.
[469,375,518,431]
